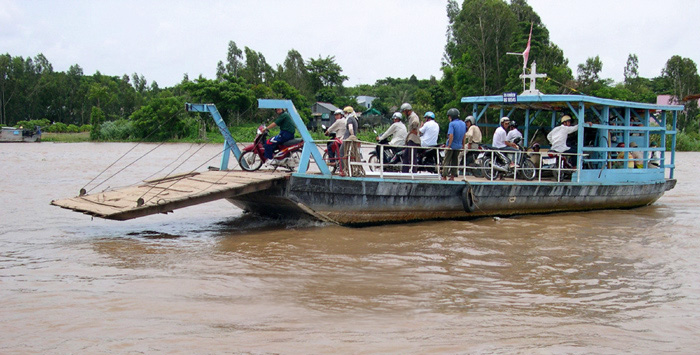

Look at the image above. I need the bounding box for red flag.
[523,22,533,69]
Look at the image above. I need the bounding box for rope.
[545,77,587,96]
[341,138,365,177]
[141,142,199,182]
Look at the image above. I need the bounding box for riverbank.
[39,125,383,145]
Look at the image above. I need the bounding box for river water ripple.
[1,143,699,353]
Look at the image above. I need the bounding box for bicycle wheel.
[322,151,338,174]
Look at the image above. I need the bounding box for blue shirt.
[447,119,467,149]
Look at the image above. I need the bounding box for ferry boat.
[52,60,681,225]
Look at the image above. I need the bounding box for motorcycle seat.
[282,138,303,146]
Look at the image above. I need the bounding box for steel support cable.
[80,108,185,195]
[137,142,246,207]
[140,142,199,182]
[137,143,211,205]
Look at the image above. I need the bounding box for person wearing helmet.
[506,120,523,146]
[325,109,347,160]
[546,114,592,154]
[419,111,439,148]
[492,116,513,149]
[464,115,482,150]
[263,108,296,161]
[401,103,421,173]
[441,108,467,180]
[376,112,407,146]
[326,109,347,138]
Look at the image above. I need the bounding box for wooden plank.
[51,171,290,220]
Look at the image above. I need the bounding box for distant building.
[356,96,377,109]
[359,107,384,127]
[656,94,677,106]
[310,102,340,129]
[657,94,699,106]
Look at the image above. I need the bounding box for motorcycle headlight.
[256,128,262,135]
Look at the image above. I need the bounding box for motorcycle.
[238,125,304,172]
[479,137,536,180]
[367,130,401,172]
[462,144,486,177]
[390,144,443,173]
[540,151,575,180]
[321,124,342,174]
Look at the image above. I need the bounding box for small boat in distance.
[1,126,41,142]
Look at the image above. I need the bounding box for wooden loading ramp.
[51,171,291,221]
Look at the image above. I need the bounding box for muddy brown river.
[1,142,699,353]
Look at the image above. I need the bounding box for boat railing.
[318,141,585,182]
[315,140,671,183]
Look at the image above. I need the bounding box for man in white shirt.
[376,112,407,146]
[547,115,592,153]
[493,116,515,149]
[506,121,523,145]
[419,111,440,147]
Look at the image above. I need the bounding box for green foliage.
[14,118,50,129]
[130,94,192,141]
[675,131,700,151]
[89,106,105,139]
[99,119,134,140]
[80,124,92,132]
[48,122,68,133]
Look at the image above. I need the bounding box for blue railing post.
[257,99,331,175]
[185,103,242,170]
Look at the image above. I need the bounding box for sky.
[1,0,699,89]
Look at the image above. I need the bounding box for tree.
[624,53,639,85]
[130,93,190,140]
[662,55,700,132]
[239,47,274,85]
[280,49,311,98]
[225,41,243,77]
[444,0,516,95]
[577,55,604,90]
[306,55,348,95]
[90,106,105,140]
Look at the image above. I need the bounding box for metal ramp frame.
[51,171,290,220]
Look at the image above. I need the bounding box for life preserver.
[461,183,475,212]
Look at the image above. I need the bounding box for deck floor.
[51,170,290,220]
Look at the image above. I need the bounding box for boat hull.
[227,174,675,225]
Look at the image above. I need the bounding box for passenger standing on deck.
[442,108,467,180]
[325,109,346,160]
[401,103,421,173]
[340,106,359,176]
[264,108,296,162]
